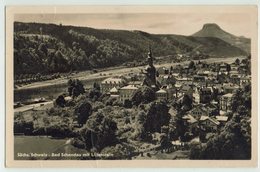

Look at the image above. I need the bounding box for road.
[14,101,53,113]
[14,96,73,113]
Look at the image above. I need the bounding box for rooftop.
[182,114,197,124]
[110,87,118,93]
[120,85,138,90]
[200,116,220,125]
[222,93,233,98]
[156,89,167,94]
[101,77,124,84]
[215,116,229,122]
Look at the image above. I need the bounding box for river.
[14,77,105,102]
[14,57,241,103]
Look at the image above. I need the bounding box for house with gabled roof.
[101,77,126,93]
[156,88,168,101]
[188,104,209,120]
[119,85,138,101]
[199,116,220,131]
[182,114,198,133]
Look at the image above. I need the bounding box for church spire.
[147,45,153,64]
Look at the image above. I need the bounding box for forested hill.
[14,22,248,75]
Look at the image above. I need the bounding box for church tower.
[143,47,157,88]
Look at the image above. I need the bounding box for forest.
[14,22,247,77]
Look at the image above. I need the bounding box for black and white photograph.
[5,5,258,167]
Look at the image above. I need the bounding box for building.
[206,102,219,116]
[101,77,126,93]
[215,116,229,125]
[230,64,239,71]
[199,87,212,104]
[219,93,233,112]
[199,116,220,131]
[238,63,248,74]
[156,89,168,101]
[119,85,138,101]
[193,75,206,87]
[182,114,198,132]
[158,74,176,87]
[175,77,193,86]
[109,87,119,98]
[128,81,142,88]
[223,84,239,94]
[229,71,240,85]
[188,104,209,120]
[219,63,228,73]
[142,48,158,88]
[180,84,193,99]
[193,87,200,104]
[240,76,250,86]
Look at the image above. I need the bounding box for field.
[14,136,91,160]
[14,136,67,160]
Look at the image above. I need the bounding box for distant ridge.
[14,22,249,75]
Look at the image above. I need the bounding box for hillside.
[14,22,248,75]
[192,23,250,53]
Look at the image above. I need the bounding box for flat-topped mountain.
[193,23,250,53]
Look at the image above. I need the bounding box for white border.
[1,0,259,171]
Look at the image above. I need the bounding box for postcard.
[5,5,258,167]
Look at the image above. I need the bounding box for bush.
[46,124,74,138]
[71,138,86,149]
[74,101,92,126]
[14,120,34,135]
[131,86,156,106]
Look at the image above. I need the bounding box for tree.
[226,64,231,73]
[195,113,251,159]
[74,101,92,126]
[231,88,242,112]
[101,144,134,160]
[89,88,101,100]
[174,110,187,141]
[132,101,171,141]
[188,60,195,69]
[235,58,240,65]
[132,110,149,141]
[93,82,100,91]
[131,86,156,106]
[46,124,73,138]
[237,105,248,116]
[144,101,171,133]
[77,111,118,151]
[55,95,66,107]
[190,141,203,159]
[68,79,85,98]
[182,94,193,111]
[160,133,172,152]
[38,43,48,56]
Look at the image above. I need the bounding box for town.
[14,47,251,160]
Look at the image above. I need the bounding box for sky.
[15,13,253,38]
